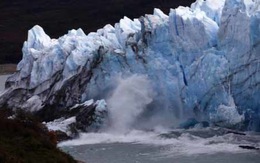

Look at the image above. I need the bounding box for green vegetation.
[0,108,77,163]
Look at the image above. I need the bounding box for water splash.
[106,74,154,133]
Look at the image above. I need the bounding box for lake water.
[62,143,260,163]
[60,129,260,163]
[0,74,10,93]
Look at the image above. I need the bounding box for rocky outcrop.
[44,100,108,136]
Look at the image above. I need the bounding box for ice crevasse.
[0,0,260,131]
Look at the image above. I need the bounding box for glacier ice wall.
[1,0,260,131]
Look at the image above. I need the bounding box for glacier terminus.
[0,0,260,132]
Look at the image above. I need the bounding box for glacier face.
[1,0,260,131]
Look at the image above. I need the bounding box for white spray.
[107,74,154,133]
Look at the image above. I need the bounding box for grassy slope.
[0,0,194,64]
[0,109,77,163]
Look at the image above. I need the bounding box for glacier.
[0,0,260,131]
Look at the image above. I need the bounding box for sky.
[0,0,195,64]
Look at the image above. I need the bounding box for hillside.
[0,108,77,163]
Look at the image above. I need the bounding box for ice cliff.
[1,0,259,131]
